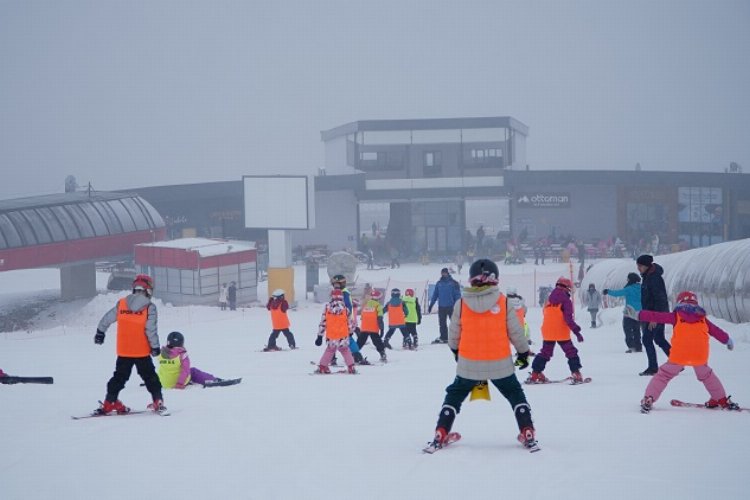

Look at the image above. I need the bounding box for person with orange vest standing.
[313,289,356,374]
[357,289,387,363]
[383,288,411,350]
[526,277,585,384]
[93,274,166,415]
[263,289,296,351]
[636,291,739,413]
[424,259,538,453]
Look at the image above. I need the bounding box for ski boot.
[412,336,419,349]
[431,338,447,345]
[427,427,448,450]
[147,399,168,414]
[314,365,331,374]
[346,365,357,374]
[640,396,654,414]
[357,357,372,366]
[98,399,130,415]
[706,396,740,410]
[379,352,388,363]
[639,368,657,376]
[262,345,282,352]
[570,371,584,384]
[526,371,548,384]
[517,427,540,452]
[384,339,393,350]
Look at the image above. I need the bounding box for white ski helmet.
[272,289,285,298]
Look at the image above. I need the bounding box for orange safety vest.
[387,303,406,326]
[325,309,350,340]
[116,297,151,357]
[270,306,290,330]
[541,303,571,341]
[360,301,381,333]
[669,315,710,366]
[458,294,511,361]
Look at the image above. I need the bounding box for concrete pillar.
[60,262,97,301]
[268,230,295,303]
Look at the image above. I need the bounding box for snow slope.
[1,261,748,500]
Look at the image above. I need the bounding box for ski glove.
[315,336,323,346]
[515,351,530,370]
[150,347,160,357]
[727,337,734,351]
[94,330,105,345]
[574,331,584,343]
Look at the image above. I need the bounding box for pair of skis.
[72,401,171,420]
[422,432,541,454]
[524,376,592,385]
[669,399,749,412]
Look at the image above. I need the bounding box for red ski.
[422,432,462,454]
[670,399,749,412]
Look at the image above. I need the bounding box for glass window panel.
[36,208,68,242]
[20,209,52,244]
[92,201,123,234]
[359,202,390,239]
[465,198,510,236]
[6,212,37,245]
[78,203,109,236]
[108,200,137,232]
[0,214,22,247]
[120,198,151,230]
[65,205,96,237]
[51,206,84,239]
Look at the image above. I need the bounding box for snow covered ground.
[1,261,748,500]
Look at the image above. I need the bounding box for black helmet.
[469,259,499,285]
[627,272,641,284]
[391,288,401,296]
[167,331,184,348]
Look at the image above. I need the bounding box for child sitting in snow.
[633,291,739,413]
[157,331,223,388]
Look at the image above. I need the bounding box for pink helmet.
[676,291,698,305]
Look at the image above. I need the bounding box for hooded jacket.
[157,345,192,388]
[448,285,528,380]
[639,303,730,365]
[640,263,669,312]
[606,282,642,314]
[97,293,159,356]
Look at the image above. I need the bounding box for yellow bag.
[470,380,491,401]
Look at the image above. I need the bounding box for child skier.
[583,283,602,328]
[263,289,296,351]
[425,259,538,452]
[526,277,586,384]
[157,331,224,388]
[93,274,166,414]
[635,291,739,413]
[402,288,422,349]
[507,286,533,358]
[330,274,370,365]
[603,273,643,353]
[383,288,411,350]
[314,289,357,374]
[357,289,388,363]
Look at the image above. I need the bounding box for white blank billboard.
[243,176,309,229]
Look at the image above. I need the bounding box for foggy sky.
[1,0,749,200]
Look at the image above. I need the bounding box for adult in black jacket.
[636,255,671,376]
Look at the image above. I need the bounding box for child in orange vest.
[314,289,356,374]
[263,289,296,351]
[637,291,739,413]
[527,277,585,384]
[357,289,388,363]
[383,288,411,350]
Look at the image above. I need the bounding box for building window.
[423,151,442,177]
[359,150,403,171]
[467,148,503,168]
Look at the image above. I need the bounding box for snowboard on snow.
[0,375,54,385]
